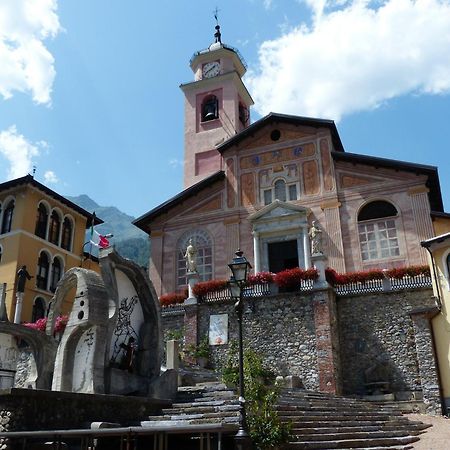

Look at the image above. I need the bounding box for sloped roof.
[216,112,345,154]
[133,171,225,233]
[332,151,444,212]
[0,174,102,227]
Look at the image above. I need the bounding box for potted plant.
[194,336,210,368]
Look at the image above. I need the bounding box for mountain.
[67,195,150,267]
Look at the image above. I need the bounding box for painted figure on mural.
[184,238,198,273]
[309,221,323,255]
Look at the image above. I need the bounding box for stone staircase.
[278,389,431,449]
[142,382,431,449]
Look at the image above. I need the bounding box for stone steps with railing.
[141,382,431,449]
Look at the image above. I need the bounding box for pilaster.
[320,201,345,273]
[313,287,341,394]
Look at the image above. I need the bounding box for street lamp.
[228,249,252,449]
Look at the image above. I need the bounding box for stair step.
[292,424,430,434]
[282,420,419,428]
[287,435,419,449]
[296,430,420,441]
[161,404,240,414]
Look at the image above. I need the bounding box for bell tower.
[180,24,254,188]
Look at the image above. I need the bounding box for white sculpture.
[309,221,323,255]
[184,238,198,273]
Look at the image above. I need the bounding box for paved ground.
[408,414,450,449]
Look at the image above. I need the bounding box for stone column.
[13,292,23,324]
[183,301,198,366]
[410,307,442,415]
[186,272,199,302]
[184,272,199,366]
[253,231,261,273]
[313,288,341,395]
[311,254,328,288]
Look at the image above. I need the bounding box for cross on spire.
[213,7,222,43]
[213,7,220,25]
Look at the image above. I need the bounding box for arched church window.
[61,217,73,251]
[201,95,219,122]
[48,210,61,245]
[35,202,49,239]
[274,180,287,202]
[1,200,14,234]
[177,230,213,287]
[263,178,299,205]
[32,297,46,322]
[50,257,63,293]
[36,251,50,290]
[358,200,400,261]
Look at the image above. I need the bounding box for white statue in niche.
[309,221,323,255]
[184,238,198,273]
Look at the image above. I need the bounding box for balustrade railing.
[160,303,185,316]
[160,273,432,308]
[335,274,432,296]
[390,273,432,291]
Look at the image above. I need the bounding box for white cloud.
[0,0,61,105]
[169,158,183,168]
[44,170,58,184]
[0,125,43,179]
[247,0,450,121]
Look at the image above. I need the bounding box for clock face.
[202,61,220,78]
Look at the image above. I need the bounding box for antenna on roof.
[32,165,36,178]
[213,7,222,43]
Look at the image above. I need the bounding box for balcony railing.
[160,273,432,309]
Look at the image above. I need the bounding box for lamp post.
[228,249,252,450]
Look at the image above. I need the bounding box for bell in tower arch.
[202,96,219,122]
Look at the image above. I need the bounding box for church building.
[134,25,448,297]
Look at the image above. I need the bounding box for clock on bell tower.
[180,24,254,188]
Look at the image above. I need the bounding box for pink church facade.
[134,29,445,297]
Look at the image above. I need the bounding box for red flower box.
[247,271,275,285]
[192,279,228,297]
[160,292,187,307]
[274,267,319,289]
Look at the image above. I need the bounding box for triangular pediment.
[249,200,310,222]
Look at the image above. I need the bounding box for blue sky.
[0,0,450,218]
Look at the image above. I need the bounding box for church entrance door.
[268,240,298,273]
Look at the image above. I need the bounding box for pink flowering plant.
[23,315,69,335]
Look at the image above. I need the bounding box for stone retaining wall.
[160,287,441,411]
[337,288,435,396]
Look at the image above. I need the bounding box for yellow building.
[422,230,450,414]
[0,175,101,322]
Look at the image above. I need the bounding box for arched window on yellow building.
[48,210,61,245]
[61,217,73,251]
[36,251,50,291]
[1,200,14,234]
[35,202,49,239]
